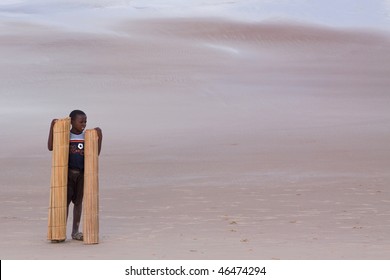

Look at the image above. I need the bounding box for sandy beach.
[1,1,390,259]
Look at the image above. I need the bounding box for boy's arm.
[47,119,57,151]
[94,127,103,156]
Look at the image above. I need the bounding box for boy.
[48,110,102,241]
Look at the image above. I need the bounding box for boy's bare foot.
[72,232,83,241]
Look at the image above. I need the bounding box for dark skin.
[47,114,102,154]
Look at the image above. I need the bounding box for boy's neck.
[71,129,83,135]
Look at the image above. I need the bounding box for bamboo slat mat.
[47,118,70,241]
[83,129,99,244]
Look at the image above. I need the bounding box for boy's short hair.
[69,110,86,120]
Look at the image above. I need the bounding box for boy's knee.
[73,201,83,208]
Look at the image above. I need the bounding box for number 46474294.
[218,267,266,276]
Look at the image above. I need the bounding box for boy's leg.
[71,171,84,240]
[72,203,82,236]
[67,175,73,219]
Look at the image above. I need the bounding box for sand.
[1,14,390,259]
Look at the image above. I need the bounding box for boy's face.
[71,114,87,134]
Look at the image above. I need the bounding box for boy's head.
[69,110,87,133]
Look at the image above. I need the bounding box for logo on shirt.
[70,140,84,156]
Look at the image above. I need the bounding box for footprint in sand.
[224,216,239,232]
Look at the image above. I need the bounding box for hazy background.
[1,0,390,259]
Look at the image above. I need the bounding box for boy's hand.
[51,119,58,127]
[94,127,103,155]
[48,119,58,151]
[94,127,102,138]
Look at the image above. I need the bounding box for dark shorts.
[67,169,84,206]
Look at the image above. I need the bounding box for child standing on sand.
[47,110,102,241]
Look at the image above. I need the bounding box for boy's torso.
[69,131,85,171]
